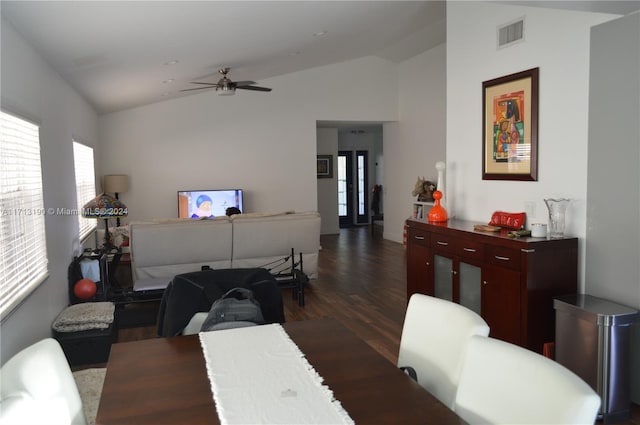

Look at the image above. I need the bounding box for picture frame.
[316,155,333,178]
[482,67,539,181]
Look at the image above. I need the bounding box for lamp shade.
[103,174,129,194]
[81,193,128,218]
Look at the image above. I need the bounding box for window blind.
[73,141,96,241]
[0,110,49,319]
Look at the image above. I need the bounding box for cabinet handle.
[483,280,488,285]
[494,255,511,261]
[436,241,449,246]
[463,247,476,252]
[426,262,430,266]
[452,270,457,275]
[414,235,425,240]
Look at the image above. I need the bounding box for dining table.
[96,317,465,424]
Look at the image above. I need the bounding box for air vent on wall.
[497,18,524,48]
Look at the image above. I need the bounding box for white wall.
[586,12,640,404]
[316,128,339,234]
[448,1,639,403]
[0,18,99,363]
[446,2,615,291]
[98,57,399,223]
[385,43,447,243]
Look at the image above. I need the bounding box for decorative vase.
[544,198,570,238]
[435,161,446,209]
[428,191,448,223]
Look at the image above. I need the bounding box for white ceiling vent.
[497,18,524,48]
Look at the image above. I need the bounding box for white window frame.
[0,110,49,319]
[73,141,97,241]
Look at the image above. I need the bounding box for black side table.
[107,251,132,292]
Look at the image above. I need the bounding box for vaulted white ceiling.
[1,1,447,114]
[2,1,636,115]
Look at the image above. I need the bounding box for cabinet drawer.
[430,233,457,254]
[407,227,430,247]
[456,239,485,261]
[487,246,521,270]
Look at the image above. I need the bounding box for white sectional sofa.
[128,211,321,292]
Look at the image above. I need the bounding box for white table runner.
[199,324,355,425]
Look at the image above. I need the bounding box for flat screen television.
[177,189,244,219]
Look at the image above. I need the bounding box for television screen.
[177,189,244,219]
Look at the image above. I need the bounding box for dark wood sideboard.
[405,218,578,353]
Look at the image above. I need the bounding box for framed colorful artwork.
[316,155,333,178]
[482,67,539,181]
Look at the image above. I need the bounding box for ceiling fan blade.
[233,81,257,87]
[237,85,272,92]
[180,86,216,92]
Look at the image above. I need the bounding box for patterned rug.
[73,368,106,425]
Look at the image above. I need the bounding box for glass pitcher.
[544,198,570,238]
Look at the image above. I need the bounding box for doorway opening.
[317,123,383,233]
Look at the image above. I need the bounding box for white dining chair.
[397,293,490,410]
[0,338,88,425]
[454,335,601,425]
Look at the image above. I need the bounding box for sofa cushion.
[130,219,233,287]
[131,219,232,267]
[231,212,320,277]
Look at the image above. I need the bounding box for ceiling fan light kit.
[182,67,271,96]
[216,85,236,96]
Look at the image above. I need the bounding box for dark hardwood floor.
[116,226,639,424]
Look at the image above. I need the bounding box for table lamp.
[81,193,128,252]
[103,174,129,227]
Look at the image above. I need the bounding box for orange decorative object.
[427,190,448,223]
[74,278,97,299]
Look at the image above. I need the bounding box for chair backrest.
[0,338,87,425]
[454,335,601,424]
[397,294,489,409]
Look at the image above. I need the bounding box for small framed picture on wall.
[317,155,333,178]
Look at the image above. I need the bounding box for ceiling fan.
[181,67,272,96]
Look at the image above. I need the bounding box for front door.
[355,150,369,225]
[338,150,370,227]
[338,151,354,227]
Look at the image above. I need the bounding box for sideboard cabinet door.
[459,262,482,316]
[432,254,482,314]
[433,255,453,301]
[482,264,521,345]
[406,227,432,300]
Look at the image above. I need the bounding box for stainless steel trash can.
[554,294,639,423]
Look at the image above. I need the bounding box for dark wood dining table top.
[96,318,465,424]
